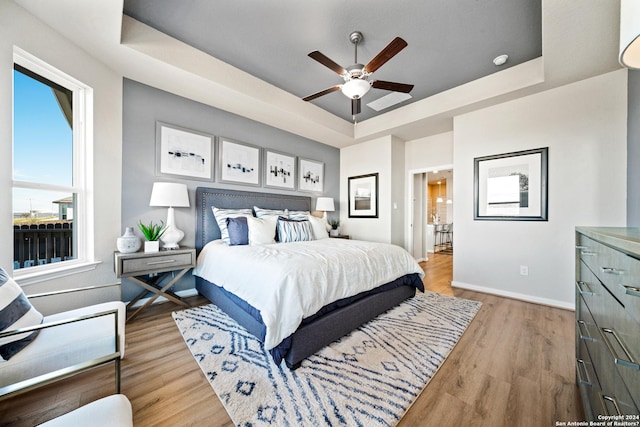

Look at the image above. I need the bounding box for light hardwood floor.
[0,253,583,426]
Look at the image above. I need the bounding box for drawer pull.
[600,327,640,370]
[576,281,594,296]
[576,359,592,387]
[580,251,597,257]
[619,283,640,298]
[146,259,177,266]
[575,245,590,250]
[600,394,622,416]
[600,267,624,275]
[577,320,594,342]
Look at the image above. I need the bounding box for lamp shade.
[315,197,335,212]
[620,0,640,69]
[149,182,190,207]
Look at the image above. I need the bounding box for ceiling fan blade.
[364,37,408,74]
[308,51,347,75]
[303,86,341,102]
[371,80,414,93]
[351,98,361,116]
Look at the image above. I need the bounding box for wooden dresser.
[575,227,640,419]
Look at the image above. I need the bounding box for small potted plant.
[329,219,340,237]
[138,220,166,253]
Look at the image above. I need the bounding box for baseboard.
[127,288,199,308]
[451,280,575,311]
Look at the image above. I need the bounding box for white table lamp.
[620,0,640,69]
[315,197,335,219]
[315,197,335,231]
[149,182,190,249]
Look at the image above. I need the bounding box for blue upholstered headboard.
[195,187,312,252]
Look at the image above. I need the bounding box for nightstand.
[329,234,350,239]
[114,247,196,322]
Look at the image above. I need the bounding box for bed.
[194,187,424,369]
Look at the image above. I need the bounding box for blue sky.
[13,70,72,214]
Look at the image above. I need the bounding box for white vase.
[117,227,141,253]
[330,228,340,237]
[144,240,160,253]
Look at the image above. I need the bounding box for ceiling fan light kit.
[303,30,414,119]
[341,78,371,99]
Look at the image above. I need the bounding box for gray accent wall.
[629,70,640,226]
[122,79,340,301]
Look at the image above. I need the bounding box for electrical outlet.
[520,265,529,276]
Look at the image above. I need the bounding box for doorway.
[407,166,453,261]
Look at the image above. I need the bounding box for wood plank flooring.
[0,252,583,426]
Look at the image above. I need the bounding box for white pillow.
[247,216,278,246]
[0,268,43,360]
[212,207,253,245]
[308,215,329,240]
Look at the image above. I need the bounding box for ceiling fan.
[303,31,414,117]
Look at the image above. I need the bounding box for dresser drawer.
[579,234,640,324]
[597,251,640,325]
[118,252,194,276]
[577,260,606,319]
[587,328,640,414]
[577,336,604,420]
[577,235,610,280]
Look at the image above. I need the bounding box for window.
[12,49,94,279]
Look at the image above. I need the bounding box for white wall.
[405,132,454,171]
[390,136,405,246]
[452,70,627,309]
[340,136,395,242]
[0,3,122,304]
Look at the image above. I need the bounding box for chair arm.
[26,283,119,299]
[0,308,119,340]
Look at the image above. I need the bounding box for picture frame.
[474,147,548,221]
[348,173,379,218]
[156,122,214,181]
[298,158,324,193]
[218,138,261,186]
[264,150,296,190]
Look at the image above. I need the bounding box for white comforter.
[193,238,424,350]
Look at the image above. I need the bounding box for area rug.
[172,291,481,426]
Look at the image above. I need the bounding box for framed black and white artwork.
[298,158,324,193]
[348,173,379,218]
[474,147,548,221]
[156,122,214,181]
[264,150,296,190]
[218,138,261,186]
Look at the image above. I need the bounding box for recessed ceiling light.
[493,54,509,66]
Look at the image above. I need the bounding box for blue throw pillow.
[226,216,249,246]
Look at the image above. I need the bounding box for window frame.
[12,48,97,284]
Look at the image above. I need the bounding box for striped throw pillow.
[0,268,43,360]
[277,217,314,243]
[285,209,310,220]
[253,206,287,219]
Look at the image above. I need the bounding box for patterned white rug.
[172,291,481,426]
